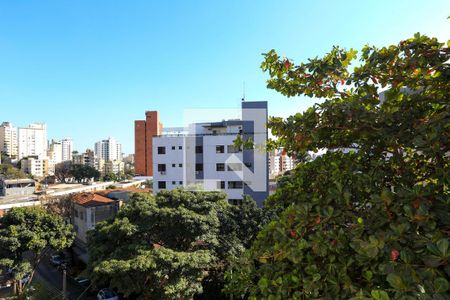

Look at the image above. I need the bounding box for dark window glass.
[195,146,203,154]
[179,146,182,150]
[195,164,203,171]
[179,163,183,167]
[171,146,175,150]
[216,145,225,153]
[228,181,243,189]
[158,181,166,189]
[172,164,176,167]
[158,164,166,172]
[216,163,225,171]
[157,147,166,154]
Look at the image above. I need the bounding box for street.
[33,253,95,300]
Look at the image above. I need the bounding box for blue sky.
[0,1,448,154]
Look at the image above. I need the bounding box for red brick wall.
[134,111,162,176]
[145,111,161,176]
[134,120,146,176]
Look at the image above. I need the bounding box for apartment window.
[216,145,225,153]
[179,146,182,150]
[172,163,176,167]
[227,145,241,153]
[217,181,225,189]
[158,164,166,174]
[179,163,183,167]
[195,164,203,172]
[195,146,203,154]
[228,181,243,189]
[229,199,241,205]
[244,162,252,168]
[73,209,79,218]
[158,181,166,189]
[158,147,166,154]
[179,181,183,185]
[172,181,176,185]
[216,163,225,171]
[172,146,175,150]
[227,163,242,171]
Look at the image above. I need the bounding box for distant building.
[18,123,47,159]
[61,138,73,161]
[0,122,18,159]
[47,140,62,175]
[135,111,163,176]
[152,101,269,206]
[268,148,296,179]
[0,178,36,197]
[103,160,124,175]
[21,156,48,177]
[95,137,122,161]
[73,149,96,168]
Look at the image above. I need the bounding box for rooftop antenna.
[241,81,246,102]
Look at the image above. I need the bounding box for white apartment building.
[152,101,269,206]
[21,156,48,177]
[95,137,122,161]
[268,148,296,179]
[18,123,47,159]
[61,138,73,161]
[47,140,62,175]
[0,122,18,159]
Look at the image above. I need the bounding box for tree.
[0,207,75,295]
[102,172,117,182]
[0,164,28,179]
[54,161,73,183]
[71,164,100,183]
[226,34,449,299]
[88,190,267,299]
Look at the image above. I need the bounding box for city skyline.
[0,1,448,153]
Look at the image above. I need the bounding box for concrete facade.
[152,101,268,206]
[0,122,18,159]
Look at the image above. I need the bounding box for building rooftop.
[95,187,151,197]
[72,192,114,207]
[1,178,35,184]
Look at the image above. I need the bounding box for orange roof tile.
[72,192,115,207]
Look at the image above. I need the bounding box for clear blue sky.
[0,1,448,154]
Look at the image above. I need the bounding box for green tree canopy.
[0,164,28,179]
[226,34,449,299]
[0,207,75,295]
[71,164,100,182]
[88,190,267,299]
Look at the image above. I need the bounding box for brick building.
[134,111,163,176]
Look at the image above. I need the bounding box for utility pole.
[62,264,67,300]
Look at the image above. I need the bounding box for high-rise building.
[0,122,18,159]
[73,149,96,168]
[152,101,268,206]
[17,123,47,159]
[268,148,296,179]
[61,138,73,161]
[47,140,62,175]
[135,111,163,176]
[95,137,122,161]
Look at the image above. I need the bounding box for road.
[34,253,96,300]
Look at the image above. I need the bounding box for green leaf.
[371,289,390,300]
[386,273,406,290]
[437,238,448,256]
[434,277,449,293]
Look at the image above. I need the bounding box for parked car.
[97,288,118,300]
[75,276,90,287]
[0,273,12,289]
[50,254,69,267]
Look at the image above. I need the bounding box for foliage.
[102,172,118,182]
[0,207,75,295]
[71,164,100,182]
[225,34,449,299]
[0,164,28,179]
[88,190,266,299]
[54,161,73,183]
